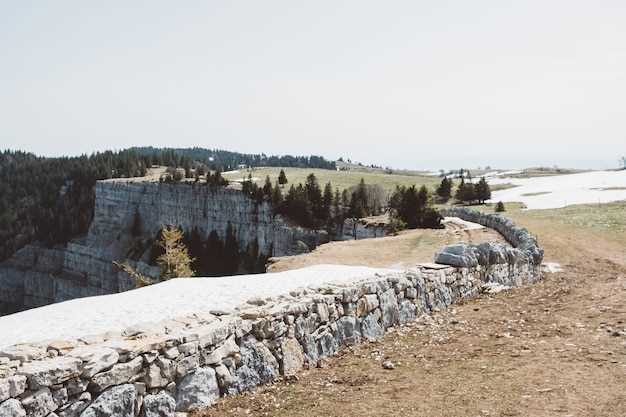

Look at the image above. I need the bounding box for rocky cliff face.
[0,180,328,315]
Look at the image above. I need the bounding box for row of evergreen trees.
[132,147,336,171]
[0,149,155,261]
[389,185,443,229]
[148,224,267,277]
[434,176,492,205]
[455,177,492,204]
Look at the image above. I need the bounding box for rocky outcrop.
[0,181,328,315]
[0,211,543,416]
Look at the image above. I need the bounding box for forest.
[0,148,337,261]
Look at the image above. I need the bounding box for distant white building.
[238,164,248,170]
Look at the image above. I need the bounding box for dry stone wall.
[0,209,543,417]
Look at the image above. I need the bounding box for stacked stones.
[436,208,544,271]
[0,210,543,417]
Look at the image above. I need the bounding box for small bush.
[495,201,506,212]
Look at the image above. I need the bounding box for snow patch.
[443,217,485,231]
[489,170,626,209]
[542,262,563,273]
[0,264,399,349]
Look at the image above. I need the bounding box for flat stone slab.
[418,262,453,270]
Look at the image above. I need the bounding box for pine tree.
[205,230,224,276]
[263,175,273,197]
[436,177,452,202]
[278,169,288,186]
[322,182,333,222]
[271,181,283,208]
[156,225,195,279]
[130,208,142,237]
[223,223,240,274]
[475,177,491,204]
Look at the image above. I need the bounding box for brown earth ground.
[268,221,505,272]
[196,203,626,417]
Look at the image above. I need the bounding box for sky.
[1,1,625,170]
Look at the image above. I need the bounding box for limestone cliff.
[0,180,328,314]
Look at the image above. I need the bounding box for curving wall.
[0,210,543,417]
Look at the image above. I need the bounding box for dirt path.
[196,215,626,417]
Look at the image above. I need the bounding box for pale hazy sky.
[1,1,625,170]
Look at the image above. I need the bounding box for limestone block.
[80,384,136,417]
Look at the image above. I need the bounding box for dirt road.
[196,213,626,417]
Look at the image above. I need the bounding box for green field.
[477,200,626,235]
[222,167,443,193]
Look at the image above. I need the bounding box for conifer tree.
[271,181,283,208]
[263,175,273,197]
[157,225,195,279]
[205,230,224,276]
[130,208,142,237]
[436,177,453,202]
[475,177,491,204]
[278,169,288,186]
[322,181,333,221]
[223,223,240,274]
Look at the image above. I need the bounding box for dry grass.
[268,225,504,272]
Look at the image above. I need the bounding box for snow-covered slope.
[0,264,399,349]
[490,170,626,209]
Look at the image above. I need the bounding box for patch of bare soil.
[196,214,626,417]
[268,224,505,272]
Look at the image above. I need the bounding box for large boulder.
[0,375,27,402]
[0,399,26,417]
[80,384,136,417]
[175,368,219,412]
[228,336,279,395]
[141,392,176,417]
[21,388,57,417]
[435,243,479,268]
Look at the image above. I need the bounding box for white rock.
[0,345,47,362]
[0,375,27,401]
[280,338,304,377]
[80,384,136,417]
[175,368,219,412]
[67,346,119,378]
[90,357,143,392]
[0,398,26,417]
[21,387,58,417]
[18,356,82,389]
[141,392,176,417]
[202,336,239,365]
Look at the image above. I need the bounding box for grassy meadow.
[222,167,443,193]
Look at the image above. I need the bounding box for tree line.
[434,175,492,205]
[146,224,268,278]
[0,149,151,261]
[131,147,336,171]
[0,148,337,262]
